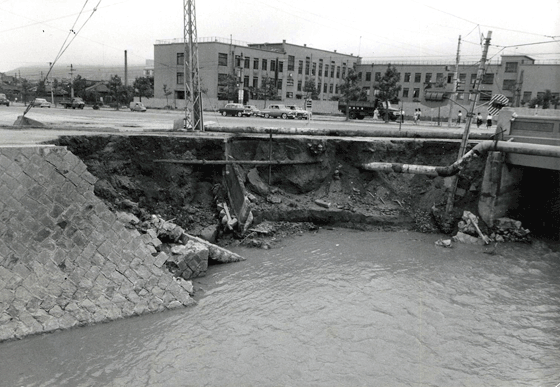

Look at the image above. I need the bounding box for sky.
[1,0,559,76]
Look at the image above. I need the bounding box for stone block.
[153,252,169,268]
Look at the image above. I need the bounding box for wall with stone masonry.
[0,145,194,342]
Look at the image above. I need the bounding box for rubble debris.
[457,211,491,244]
[435,239,452,248]
[315,199,331,208]
[490,217,531,243]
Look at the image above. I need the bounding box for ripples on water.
[1,229,559,387]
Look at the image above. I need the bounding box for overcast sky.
[1,0,559,74]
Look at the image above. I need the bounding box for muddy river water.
[1,229,559,386]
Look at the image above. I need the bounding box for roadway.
[0,103,489,145]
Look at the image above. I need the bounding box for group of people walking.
[456,110,493,129]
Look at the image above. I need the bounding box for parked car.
[0,93,9,106]
[130,101,147,112]
[32,98,51,108]
[60,97,85,109]
[260,104,297,119]
[218,103,252,117]
[244,105,261,116]
[286,105,311,119]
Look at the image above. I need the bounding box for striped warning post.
[488,94,510,116]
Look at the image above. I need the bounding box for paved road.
[0,103,484,145]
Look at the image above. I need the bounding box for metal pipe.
[205,126,494,140]
[361,140,560,177]
[154,159,319,165]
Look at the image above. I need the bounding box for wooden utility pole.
[447,36,461,127]
[69,64,76,98]
[445,31,492,213]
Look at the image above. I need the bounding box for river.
[1,229,559,387]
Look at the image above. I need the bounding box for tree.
[303,78,319,100]
[339,69,366,120]
[259,75,278,108]
[162,84,172,108]
[133,76,154,102]
[107,75,128,110]
[375,64,402,122]
[528,89,556,109]
[73,75,88,99]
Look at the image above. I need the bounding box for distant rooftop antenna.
[183,0,203,131]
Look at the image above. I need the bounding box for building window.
[175,90,185,100]
[235,55,241,67]
[176,72,184,85]
[425,73,432,84]
[324,64,329,78]
[277,80,282,90]
[358,72,362,80]
[329,84,333,93]
[262,59,267,71]
[365,72,371,82]
[253,58,259,70]
[522,91,532,102]
[288,55,295,71]
[447,73,453,83]
[297,80,302,92]
[312,62,316,76]
[336,66,340,79]
[503,79,516,90]
[414,73,421,83]
[331,62,335,78]
[319,59,323,77]
[253,78,258,89]
[244,57,250,68]
[335,84,339,94]
[412,88,420,98]
[342,63,346,78]
[218,53,228,67]
[270,60,276,72]
[375,72,381,81]
[177,53,184,66]
[505,62,518,73]
[286,92,293,98]
[243,76,249,88]
[402,88,409,98]
[436,73,444,84]
[479,91,492,101]
[482,73,494,84]
[298,60,303,74]
[404,73,411,82]
[323,83,328,93]
[305,57,310,75]
[279,61,284,73]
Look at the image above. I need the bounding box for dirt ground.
[52,134,486,248]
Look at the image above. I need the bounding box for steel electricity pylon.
[182,0,203,131]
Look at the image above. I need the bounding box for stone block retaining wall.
[0,146,194,342]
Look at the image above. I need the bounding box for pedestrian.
[417,108,421,124]
[400,108,405,123]
[413,109,418,124]
[486,113,493,129]
[457,110,463,126]
[476,112,482,128]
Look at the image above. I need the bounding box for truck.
[60,97,85,109]
[338,99,401,121]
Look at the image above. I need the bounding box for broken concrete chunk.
[247,168,269,196]
[314,199,331,208]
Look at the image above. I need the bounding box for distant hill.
[4,64,148,82]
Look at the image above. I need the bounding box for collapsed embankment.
[52,134,486,240]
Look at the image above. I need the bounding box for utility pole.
[447,36,461,127]
[124,50,128,87]
[49,62,54,105]
[182,0,203,131]
[445,31,492,213]
[69,64,76,98]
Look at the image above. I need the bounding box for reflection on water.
[1,229,559,386]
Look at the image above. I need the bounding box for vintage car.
[130,101,147,112]
[260,104,297,119]
[244,105,261,116]
[32,98,51,108]
[218,103,252,117]
[0,93,9,106]
[286,105,311,119]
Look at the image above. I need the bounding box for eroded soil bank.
[52,134,486,246]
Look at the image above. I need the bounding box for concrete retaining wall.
[0,146,194,342]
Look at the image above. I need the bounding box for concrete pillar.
[478,151,523,227]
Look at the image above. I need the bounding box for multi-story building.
[153,37,359,110]
[152,37,559,116]
[355,55,560,117]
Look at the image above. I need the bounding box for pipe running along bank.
[361,140,560,177]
